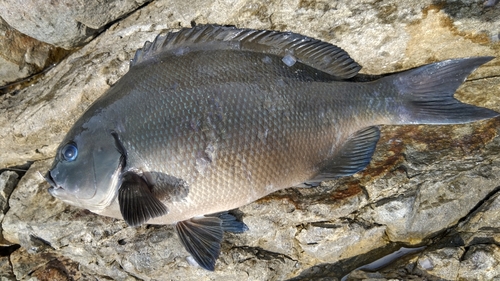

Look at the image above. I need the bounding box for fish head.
[45,123,123,212]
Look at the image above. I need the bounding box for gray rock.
[456,187,500,246]
[0,0,151,49]
[0,170,18,246]
[404,245,500,280]
[1,0,500,280]
[9,246,85,281]
[0,256,16,281]
[0,17,68,88]
[343,168,500,279]
[0,171,18,216]
[415,247,464,280]
[458,244,500,280]
[359,125,500,243]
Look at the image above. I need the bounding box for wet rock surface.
[1,0,500,280]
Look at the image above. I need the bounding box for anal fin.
[118,172,169,227]
[176,212,248,271]
[302,126,380,186]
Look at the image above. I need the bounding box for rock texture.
[1,0,500,280]
[0,0,152,49]
[0,17,69,88]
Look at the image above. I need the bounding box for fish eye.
[61,143,78,162]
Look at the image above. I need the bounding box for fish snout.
[45,170,62,193]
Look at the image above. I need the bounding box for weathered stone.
[9,246,84,281]
[296,222,387,262]
[342,181,500,279]
[0,171,18,216]
[1,0,500,280]
[455,188,500,246]
[0,0,151,49]
[0,256,16,281]
[0,17,69,89]
[0,170,19,246]
[415,247,464,280]
[458,244,500,280]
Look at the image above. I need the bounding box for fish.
[45,25,499,271]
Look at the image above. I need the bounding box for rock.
[0,170,19,246]
[373,245,500,280]
[9,246,84,281]
[458,244,500,279]
[0,256,16,281]
[341,174,500,280]
[415,247,465,280]
[0,17,68,88]
[455,187,500,246]
[0,171,18,217]
[0,0,151,49]
[358,122,500,243]
[1,0,500,280]
[296,221,387,262]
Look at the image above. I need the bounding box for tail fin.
[388,57,498,125]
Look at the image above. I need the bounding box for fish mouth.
[45,171,62,193]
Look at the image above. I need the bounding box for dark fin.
[207,212,249,233]
[389,57,499,125]
[131,25,361,79]
[302,126,380,186]
[118,172,169,227]
[175,217,224,271]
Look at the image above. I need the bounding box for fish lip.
[45,171,62,190]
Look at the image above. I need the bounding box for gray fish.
[45,25,499,270]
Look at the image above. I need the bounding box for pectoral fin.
[118,171,169,227]
[302,126,380,186]
[176,212,248,271]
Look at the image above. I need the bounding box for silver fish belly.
[45,25,499,270]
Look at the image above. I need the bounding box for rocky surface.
[0,0,152,49]
[1,0,500,280]
[0,18,69,89]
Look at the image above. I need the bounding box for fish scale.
[46,25,498,271]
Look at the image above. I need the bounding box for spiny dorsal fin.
[131,25,361,79]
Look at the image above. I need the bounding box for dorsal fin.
[131,25,361,79]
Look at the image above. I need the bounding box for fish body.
[45,25,498,270]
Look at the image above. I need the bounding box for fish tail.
[388,57,498,125]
